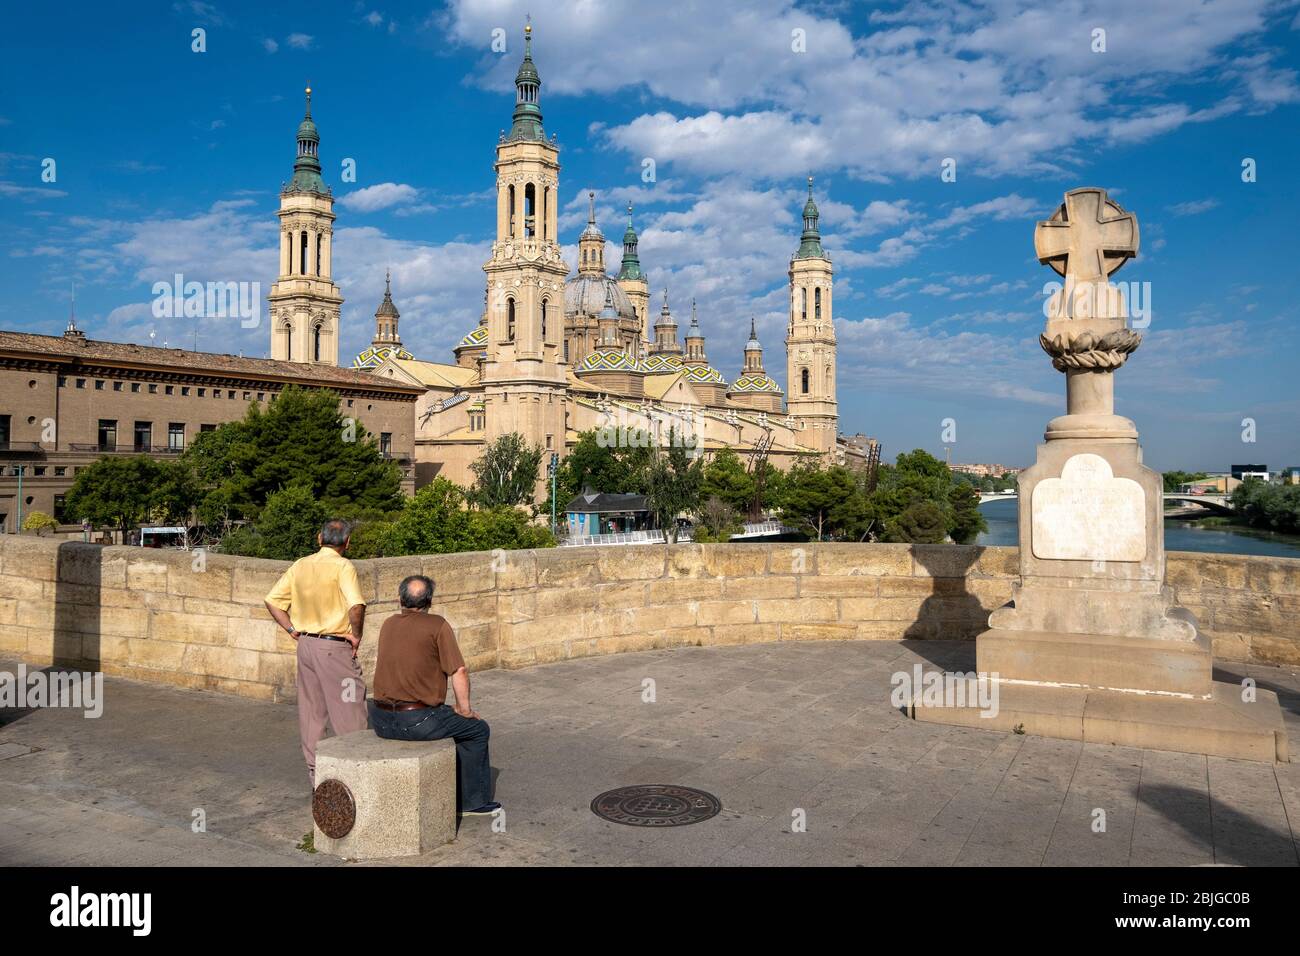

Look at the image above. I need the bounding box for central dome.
[564,274,636,320]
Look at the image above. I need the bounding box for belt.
[302,633,351,644]
[372,698,432,712]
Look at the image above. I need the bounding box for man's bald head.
[398,574,435,610]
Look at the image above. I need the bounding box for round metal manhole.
[312,779,356,839]
[590,784,721,827]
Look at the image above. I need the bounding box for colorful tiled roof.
[730,373,783,393]
[457,326,488,348]
[638,353,684,373]
[352,344,414,369]
[578,349,644,374]
[681,364,727,385]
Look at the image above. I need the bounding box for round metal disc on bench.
[590,784,721,827]
[312,779,356,839]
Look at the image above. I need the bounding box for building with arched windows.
[273,23,868,491]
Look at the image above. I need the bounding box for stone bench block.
[312,730,456,858]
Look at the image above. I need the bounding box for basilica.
[266,23,855,490]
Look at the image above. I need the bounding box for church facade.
[281,24,861,490]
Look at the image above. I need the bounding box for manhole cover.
[590,784,721,827]
[312,779,356,839]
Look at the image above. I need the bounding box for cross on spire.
[1034,187,1139,282]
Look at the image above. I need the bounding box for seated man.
[369,574,499,816]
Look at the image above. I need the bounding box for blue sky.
[2,0,1299,472]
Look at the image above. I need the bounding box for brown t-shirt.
[372,610,467,707]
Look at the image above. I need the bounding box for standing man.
[369,575,498,816]
[264,518,368,788]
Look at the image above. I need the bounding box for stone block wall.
[0,535,1295,702]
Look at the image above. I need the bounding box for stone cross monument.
[915,188,1288,762]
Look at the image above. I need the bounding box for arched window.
[801,368,810,394]
[507,298,516,342]
[284,324,293,361]
[315,234,322,276]
[284,233,292,275]
[541,297,549,340]
[507,184,516,237]
[300,231,308,274]
[800,288,807,321]
[814,287,822,320]
[524,183,536,238]
[543,186,549,239]
[312,324,322,362]
[825,364,833,390]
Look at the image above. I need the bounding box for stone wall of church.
[2,535,1295,702]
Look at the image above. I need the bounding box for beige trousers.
[296,635,368,786]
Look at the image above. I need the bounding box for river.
[975,498,1300,559]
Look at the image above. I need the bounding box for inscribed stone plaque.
[1031,453,1145,561]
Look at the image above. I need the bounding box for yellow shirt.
[264,547,366,637]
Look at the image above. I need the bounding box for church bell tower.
[785,177,838,455]
[268,87,343,365]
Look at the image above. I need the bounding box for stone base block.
[912,678,1289,763]
[313,730,457,859]
[976,626,1212,696]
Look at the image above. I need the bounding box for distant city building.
[1282,466,1300,485]
[953,463,1022,478]
[1231,464,1270,481]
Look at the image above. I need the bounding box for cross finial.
[588,190,595,224]
[304,85,312,117]
[385,267,391,292]
[1035,187,1139,282]
[627,201,633,225]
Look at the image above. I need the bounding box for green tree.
[779,462,862,540]
[469,433,545,509]
[185,385,402,526]
[947,482,987,544]
[64,456,194,539]
[1231,479,1300,534]
[238,483,330,560]
[700,448,757,514]
[694,496,743,542]
[883,500,949,543]
[1163,470,1210,492]
[643,430,703,543]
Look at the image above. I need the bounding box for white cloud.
[262,38,279,54]
[337,182,422,213]
[1167,198,1220,216]
[286,33,314,50]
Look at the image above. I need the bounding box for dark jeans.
[367,701,492,811]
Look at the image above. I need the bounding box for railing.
[561,528,693,547]
[67,443,184,454]
[0,441,43,453]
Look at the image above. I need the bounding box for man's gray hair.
[399,574,435,609]
[320,519,352,547]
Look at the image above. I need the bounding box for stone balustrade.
[0,535,1295,703]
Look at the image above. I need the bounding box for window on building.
[200,423,216,433]
[97,419,117,452]
[541,298,548,340]
[34,466,46,477]
[53,495,67,523]
[313,325,322,362]
[168,423,184,451]
[197,388,206,397]
[181,387,190,396]
[131,383,141,393]
[113,381,123,392]
[524,182,536,238]
[165,385,174,396]
[380,432,392,457]
[0,415,8,448]
[55,467,66,477]
[257,392,265,402]
[134,421,152,452]
[814,287,822,320]
[58,376,66,387]
[316,234,322,276]
[76,378,86,389]
[148,384,158,394]
[95,380,105,390]
[801,368,810,394]
[508,184,516,237]
[800,288,807,321]
[507,298,516,342]
[227,390,235,399]
[563,339,570,362]
[300,230,308,274]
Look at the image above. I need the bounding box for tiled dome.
[457,326,488,348]
[638,353,684,373]
[730,373,782,393]
[682,364,727,385]
[352,344,414,369]
[578,349,644,374]
[564,274,636,320]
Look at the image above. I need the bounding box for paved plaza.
[2,640,1298,867]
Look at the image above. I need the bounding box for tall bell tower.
[785,177,838,455]
[480,21,570,458]
[268,87,343,365]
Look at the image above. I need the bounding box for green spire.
[286,86,327,194]
[618,202,643,280]
[506,20,546,142]
[794,175,825,259]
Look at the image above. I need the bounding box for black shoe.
[462,802,502,816]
